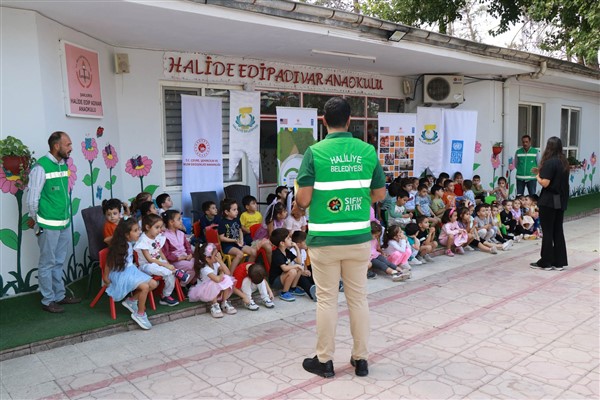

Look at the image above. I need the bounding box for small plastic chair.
[89,248,117,319]
[249,223,262,240]
[205,226,233,267]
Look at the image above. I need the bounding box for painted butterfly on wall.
[96,186,103,200]
[96,126,104,138]
[130,155,144,168]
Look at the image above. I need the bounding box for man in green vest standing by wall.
[295,98,386,378]
[515,135,541,196]
[27,131,81,313]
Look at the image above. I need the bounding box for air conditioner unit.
[423,75,464,104]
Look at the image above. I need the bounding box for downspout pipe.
[516,61,547,81]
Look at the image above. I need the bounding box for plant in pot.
[492,141,503,156]
[0,136,36,186]
[567,155,582,169]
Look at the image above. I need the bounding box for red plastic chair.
[90,248,117,319]
[249,223,262,240]
[133,252,184,310]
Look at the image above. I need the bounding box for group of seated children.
[101,188,314,329]
[377,171,541,260]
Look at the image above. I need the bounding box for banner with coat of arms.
[229,90,261,179]
[181,95,224,216]
[414,107,477,178]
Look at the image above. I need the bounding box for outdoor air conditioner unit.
[423,75,464,104]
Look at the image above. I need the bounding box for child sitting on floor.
[439,208,468,257]
[269,228,304,302]
[381,224,412,277]
[369,222,407,282]
[415,215,437,263]
[387,189,413,228]
[232,262,275,310]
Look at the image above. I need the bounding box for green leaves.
[71,197,81,216]
[144,185,159,196]
[0,229,18,251]
[473,163,481,171]
[83,167,100,187]
[104,175,117,190]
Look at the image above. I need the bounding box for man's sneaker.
[502,240,513,251]
[245,301,259,311]
[131,312,152,330]
[122,298,138,314]
[302,356,335,378]
[309,285,317,302]
[292,287,306,296]
[159,296,179,306]
[424,254,435,262]
[279,291,296,302]
[350,358,369,377]
[455,246,465,255]
[416,255,427,264]
[174,269,191,285]
[408,257,423,265]
[367,270,377,279]
[221,300,237,314]
[490,246,498,254]
[210,303,224,318]
[445,249,455,257]
[262,298,275,308]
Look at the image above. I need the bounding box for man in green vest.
[515,135,541,196]
[295,98,386,378]
[27,131,81,313]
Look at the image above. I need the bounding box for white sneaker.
[502,240,513,251]
[221,300,237,315]
[464,245,475,251]
[244,301,259,311]
[490,246,498,254]
[400,263,411,272]
[514,234,523,243]
[391,271,407,282]
[262,298,275,309]
[416,255,427,264]
[210,303,223,318]
[424,254,435,262]
[408,258,423,265]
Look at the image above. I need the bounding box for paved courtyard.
[1,214,598,399]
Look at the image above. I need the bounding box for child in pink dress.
[438,208,468,257]
[382,224,412,272]
[161,210,194,285]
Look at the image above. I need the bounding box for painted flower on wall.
[508,156,515,171]
[66,157,77,192]
[475,141,482,154]
[81,138,99,162]
[591,152,597,167]
[0,167,21,195]
[102,144,118,169]
[491,154,501,169]
[126,155,153,192]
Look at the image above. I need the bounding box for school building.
[1,0,599,297]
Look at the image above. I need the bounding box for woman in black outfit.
[530,137,570,271]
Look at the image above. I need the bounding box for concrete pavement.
[1,214,598,399]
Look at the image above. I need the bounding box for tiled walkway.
[1,215,598,399]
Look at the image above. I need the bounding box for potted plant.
[492,141,503,156]
[0,136,35,179]
[567,155,582,170]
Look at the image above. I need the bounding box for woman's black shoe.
[530,262,552,271]
[350,358,369,376]
[302,356,335,378]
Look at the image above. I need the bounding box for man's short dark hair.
[270,228,290,247]
[323,97,351,129]
[48,131,66,150]
[522,135,531,141]
[242,195,257,208]
[202,200,216,213]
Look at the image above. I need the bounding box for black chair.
[190,191,219,222]
[224,184,251,209]
[82,205,107,296]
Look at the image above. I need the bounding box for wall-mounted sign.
[60,40,103,118]
[163,52,384,95]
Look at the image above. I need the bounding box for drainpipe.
[516,61,547,81]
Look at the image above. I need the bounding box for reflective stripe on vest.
[45,171,69,179]
[308,220,370,232]
[314,179,372,191]
[37,215,70,227]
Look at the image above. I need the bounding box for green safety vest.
[37,156,70,230]
[516,147,539,181]
[307,135,378,237]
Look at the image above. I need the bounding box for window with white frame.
[518,104,542,148]
[162,85,244,188]
[560,107,580,160]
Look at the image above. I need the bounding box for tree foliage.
[360,0,599,67]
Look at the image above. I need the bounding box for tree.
[360,0,599,68]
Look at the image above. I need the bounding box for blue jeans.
[517,179,537,196]
[37,228,70,305]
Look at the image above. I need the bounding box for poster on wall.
[275,107,317,188]
[181,95,224,216]
[377,113,417,182]
[60,40,103,118]
[229,90,260,179]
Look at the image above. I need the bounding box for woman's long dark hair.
[539,136,569,172]
[106,218,137,272]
